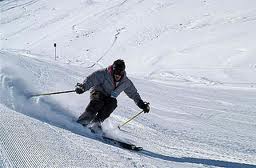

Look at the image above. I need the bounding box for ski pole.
[29,90,75,98]
[118,110,144,129]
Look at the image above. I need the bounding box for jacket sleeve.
[124,79,142,104]
[82,70,105,91]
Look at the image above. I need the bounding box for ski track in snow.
[1,0,38,12]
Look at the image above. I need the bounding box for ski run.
[1,0,256,167]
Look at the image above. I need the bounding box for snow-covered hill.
[1,50,256,168]
[2,0,256,85]
[1,0,256,167]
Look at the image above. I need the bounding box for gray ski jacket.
[82,66,142,104]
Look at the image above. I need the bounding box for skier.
[75,59,150,131]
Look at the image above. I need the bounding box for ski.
[77,121,143,151]
[87,125,143,151]
[101,136,143,151]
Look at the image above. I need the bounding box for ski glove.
[75,83,85,94]
[137,100,150,113]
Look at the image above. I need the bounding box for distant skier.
[75,59,150,131]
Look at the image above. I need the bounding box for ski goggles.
[113,69,125,76]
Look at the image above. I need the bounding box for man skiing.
[75,59,150,131]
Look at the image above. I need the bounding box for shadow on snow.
[140,149,256,168]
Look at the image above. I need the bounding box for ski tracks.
[1,0,39,12]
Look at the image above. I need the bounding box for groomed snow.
[1,0,256,167]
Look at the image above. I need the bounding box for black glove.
[137,100,150,113]
[75,83,85,94]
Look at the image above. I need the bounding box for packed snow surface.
[1,0,256,167]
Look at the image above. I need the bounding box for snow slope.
[1,0,256,167]
[1,0,256,85]
[1,50,256,168]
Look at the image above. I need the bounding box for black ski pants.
[78,91,117,123]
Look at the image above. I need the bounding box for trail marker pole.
[54,43,57,60]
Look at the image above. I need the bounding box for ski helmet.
[113,59,125,75]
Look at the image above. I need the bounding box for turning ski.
[101,136,143,151]
[87,124,143,151]
[77,120,143,151]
